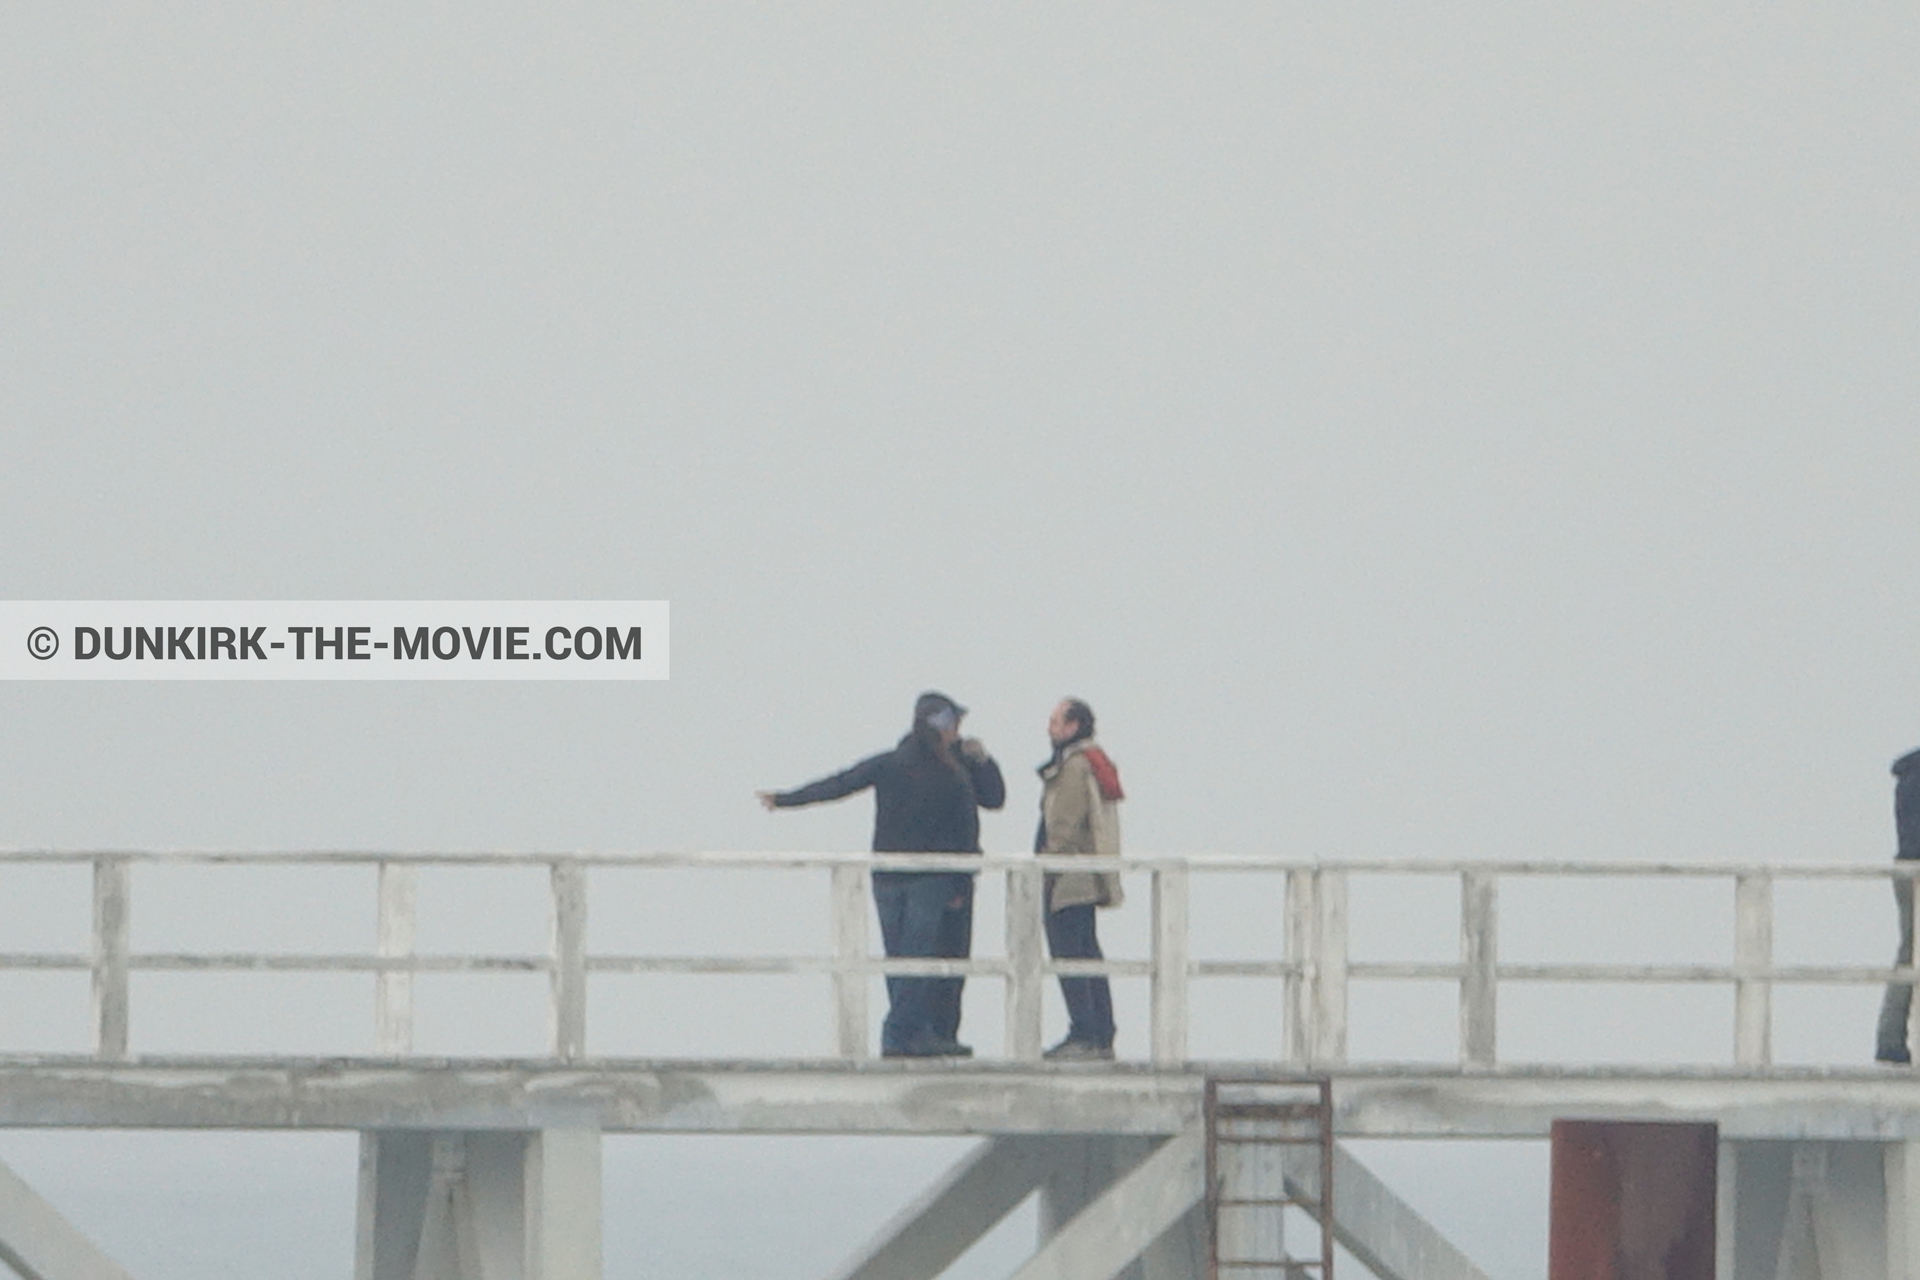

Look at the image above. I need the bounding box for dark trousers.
[1045,903,1114,1048]
[1879,873,1915,1058]
[873,871,973,1052]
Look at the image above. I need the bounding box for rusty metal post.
[1550,1120,1717,1280]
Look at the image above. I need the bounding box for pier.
[0,850,1913,1279]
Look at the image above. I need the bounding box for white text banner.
[0,602,669,681]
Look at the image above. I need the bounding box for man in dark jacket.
[1876,747,1920,1064]
[760,692,1005,1058]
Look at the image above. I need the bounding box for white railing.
[0,851,1911,1068]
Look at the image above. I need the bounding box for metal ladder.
[1205,1076,1334,1280]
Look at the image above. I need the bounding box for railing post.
[830,862,870,1060]
[1288,869,1348,1064]
[1733,872,1773,1067]
[90,855,131,1061]
[1459,868,1498,1068]
[1286,868,1315,1066]
[549,860,588,1061]
[375,861,417,1055]
[1006,862,1046,1062]
[1151,863,1190,1066]
[1314,869,1348,1063]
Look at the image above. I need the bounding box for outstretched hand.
[756,790,779,812]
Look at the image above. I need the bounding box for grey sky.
[1,5,1915,1277]
[4,6,1916,867]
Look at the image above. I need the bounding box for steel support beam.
[355,1128,600,1280]
[0,1157,133,1280]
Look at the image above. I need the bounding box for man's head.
[1048,698,1094,747]
[914,691,966,744]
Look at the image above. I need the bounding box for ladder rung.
[1217,1263,1325,1272]
[1208,1077,1333,1279]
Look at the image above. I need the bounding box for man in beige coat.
[1037,698,1125,1061]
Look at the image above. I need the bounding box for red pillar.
[1549,1120,1717,1280]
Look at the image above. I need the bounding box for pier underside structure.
[0,1058,1915,1279]
[0,849,1916,1278]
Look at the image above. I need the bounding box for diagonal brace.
[1008,1125,1206,1280]
[0,1157,135,1280]
[827,1137,1066,1280]
[1282,1144,1492,1280]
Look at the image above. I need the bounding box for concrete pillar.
[829,1138,1060,1280]
[355,1129,601,1280]
[1017,1128,1207,1280]
[1036,1135,1205,1280]
[1886,1141,1920,1280]
[1721,1140,1894,1280]
[1722,1141,1791,1280]
[1285,1145,1491,1280]
[1138,1204,1207,1280]
[1038,1136,1159,1280]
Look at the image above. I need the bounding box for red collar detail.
[1081,746,1125,801]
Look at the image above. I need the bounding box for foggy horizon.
[4,5,1915,1277]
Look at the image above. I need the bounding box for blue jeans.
[873,872,973,1052]
[1045,903,1114,1048]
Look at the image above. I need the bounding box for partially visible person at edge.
[1876,746,1920,1064]
[758,692,1005,1059]
[1035,697,1125,1062]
